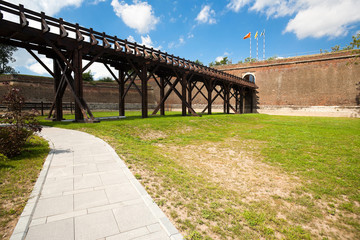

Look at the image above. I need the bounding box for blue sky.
[8,0,360,79]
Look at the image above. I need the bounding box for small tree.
[331,45,340,52]
[82,70,94,82]
[350,33,360,49]
[342,45,354,50]
[209,57,231,67]
[194,59,203,65]
[0,44,18,74]
[266,55,278,61]
[0,84,42,157]
[244,57,257,63]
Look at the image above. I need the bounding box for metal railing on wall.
[0,101,74,116]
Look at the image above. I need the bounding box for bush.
[0,84,42,157]
[0,153,8,162]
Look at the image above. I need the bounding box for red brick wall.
[0,75,156,106]
[217,50,360,107]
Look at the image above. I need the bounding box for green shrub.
[0,153,8,162]
[0,84,42,157]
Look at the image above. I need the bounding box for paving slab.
[11,127,183,240]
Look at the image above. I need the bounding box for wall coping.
[0,74,150,89]
[216,50,360,71]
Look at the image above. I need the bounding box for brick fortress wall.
[217,50,360,117]
[0,74,157,111]
[1,50,359,117]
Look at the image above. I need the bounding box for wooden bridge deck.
[0,0,257,122]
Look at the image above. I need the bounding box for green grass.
[0,136,49,240]
[40,111,360,239]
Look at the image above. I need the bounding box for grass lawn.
[0,136,49,240]
[40,112,360,239]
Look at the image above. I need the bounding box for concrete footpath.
[11,127,183,240]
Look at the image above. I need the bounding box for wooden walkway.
[0,0,257,122]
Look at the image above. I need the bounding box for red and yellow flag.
[243,32,251,39]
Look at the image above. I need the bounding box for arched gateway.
[0,1,257,122]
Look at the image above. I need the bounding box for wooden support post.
[188,80,192,115]
[207,80,212,115]
[141,64,148,118]
[250,89,254,113]
[160,76,165,115]
[223,85,229,114]
[181,73,187,116]
[226,86,230,114]
[119,70,125,116]
[53,58,63,121]
[73,48,84,121]
[239,88,244,114]
[235,89,239,113]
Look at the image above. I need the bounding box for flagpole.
[263,30,265,60]
[256,36,258,60]
[250,36,251,59]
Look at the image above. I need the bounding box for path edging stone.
[10,132,55,240]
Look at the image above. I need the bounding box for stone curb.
[102,137,184,239]
[10,133,55,240]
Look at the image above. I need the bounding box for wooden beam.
[152,77,180,115]
[160,76,165,115]
[82,50,105,73]
[140,64,148,118]
[26,48,55,78]
[118,69,125,116]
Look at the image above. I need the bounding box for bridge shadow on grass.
[40,111,230,126]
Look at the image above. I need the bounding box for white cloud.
[111,0,160,34]
[140,35,153,47]
[9,0,83,16]
[226,0,252,12]
[10,49,114,80]
[227,0,360,39]
[249,0,302,18]
[91,0,107,4]
[168,42,175,49]
[215,56,223,62]
[28,57,53,75]
[85,62,114,80]
[127,35,136,42]
[168,36,186,49]
[284,0,360,39]
[214,52,231,63]
[187,33,194,39]
[126,35,161,50]
[195,5,216,24]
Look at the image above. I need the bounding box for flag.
[254,31,258,39]
[243,32,251,39]
[260,29,265,37]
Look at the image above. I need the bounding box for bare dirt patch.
[138,129,168,141]
[161,139,299,201]
[146,139,359,239]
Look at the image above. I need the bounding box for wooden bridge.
[0,0,257,122]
